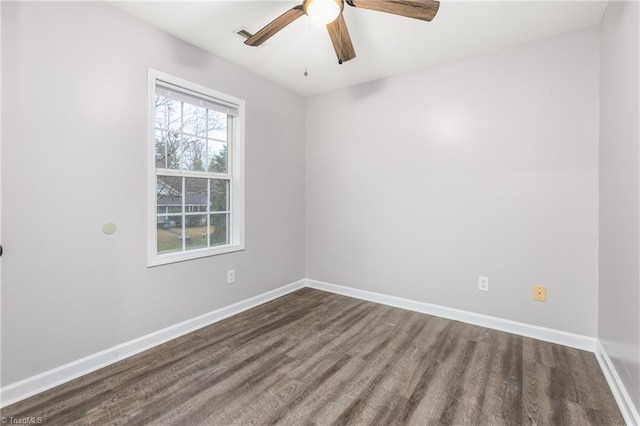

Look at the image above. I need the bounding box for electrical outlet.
[478,276,489,292]
[227,269,236,284]
[533,285,546,302]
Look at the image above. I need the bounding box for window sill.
[147,243,245,267]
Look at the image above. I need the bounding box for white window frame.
[147,69,245,267]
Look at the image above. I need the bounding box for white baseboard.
[595,341,640,426]
[306,279,596,352]
[0,279,306,408]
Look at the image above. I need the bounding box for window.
[148,70,245,266]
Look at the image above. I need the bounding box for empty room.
[1,0,639,424]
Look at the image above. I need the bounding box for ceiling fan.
[243,0,440,64]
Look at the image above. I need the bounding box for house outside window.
[148,69,245,266]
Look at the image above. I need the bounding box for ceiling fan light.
[305,0,341,25]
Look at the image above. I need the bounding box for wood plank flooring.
[1,288,624,425]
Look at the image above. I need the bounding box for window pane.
[185,177,208,211]
[157,220,183,254]
[208,110,227,141]
[157,176,183,214]
[183,102,207,136]
[210,179,229,212]
[208,141,227,173]
[156,214,181,226]
[185,214,208,251]
[164,132,182,169]
[155,95,169,129]
[210,213,229,246]
[182,136,207,172]
[155,130,167,169]
[167,99,182,132]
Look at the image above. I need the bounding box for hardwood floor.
[1,288,624,425]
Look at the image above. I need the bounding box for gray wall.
[599,0,640,414]
[1,2,305,385]
[305,28,600,336]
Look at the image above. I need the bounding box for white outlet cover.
[478,276,489,291]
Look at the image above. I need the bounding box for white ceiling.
[110,1,609,96]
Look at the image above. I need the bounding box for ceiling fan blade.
[326,14,356,64]
[347,0,439,21]
[245,5,305,46]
